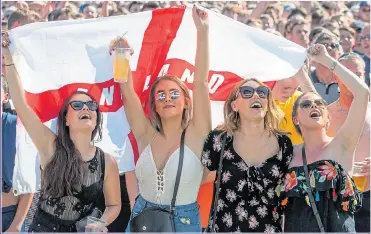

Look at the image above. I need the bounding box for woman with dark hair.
[202,78,293,232]
[280,44,369,232]
[2,33,121,232]
[110,6,211,232]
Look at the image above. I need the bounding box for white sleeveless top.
[135,135,203,206]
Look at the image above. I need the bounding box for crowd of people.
[2,1,370,233]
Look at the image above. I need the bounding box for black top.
[281,159,362,232]
[202,130,293,232]
[38,147,105,221]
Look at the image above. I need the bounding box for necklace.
[337,100,348,116]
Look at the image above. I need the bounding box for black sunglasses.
[238,86,270,99]
[155,90,181,102]
[69,101,98,111]
[319,42,340,50]
[361,34,370,41]
[299,99,327,109]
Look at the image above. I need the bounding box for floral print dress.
[280,160,362,232]
[202,130,293,232]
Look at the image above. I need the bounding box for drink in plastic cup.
[85,216,108,232]
[353,165,366,192]
[113,47,131,83]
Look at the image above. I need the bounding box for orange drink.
[113,48,131,83]
[353,165,366,192]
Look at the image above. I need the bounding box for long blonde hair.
[149,75,193,135]
[217,78,286,136]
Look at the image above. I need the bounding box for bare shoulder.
[104,152,118,169]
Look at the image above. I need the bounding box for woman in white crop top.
[109,6,211,232]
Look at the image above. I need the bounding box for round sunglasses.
[155,90,181,102]
[69,101,98,111]
[299,99,327,109]
[237,86,270,99]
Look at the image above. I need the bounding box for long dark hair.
[42,91,103,197]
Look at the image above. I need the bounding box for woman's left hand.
[85,224,108,233]
[192,5,209,32]
[354,158,370,176]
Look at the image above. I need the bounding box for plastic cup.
[353,164,366,192]
[113,47,131,83]
[85,216,108,232]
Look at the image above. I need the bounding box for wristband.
[330,60,338,71]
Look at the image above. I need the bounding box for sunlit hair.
[338,52,366,72]
[217,78,286,136]
[149,75,192,134]
[292,91,325,135]
[42,91,103,197]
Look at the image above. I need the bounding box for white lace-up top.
[135,134,203,206]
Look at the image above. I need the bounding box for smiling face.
[65,93,98,132]
[293,92,329,133]
[231,80,270,122]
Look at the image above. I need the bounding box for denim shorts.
[2,205,26,232]
[126,195,202,232]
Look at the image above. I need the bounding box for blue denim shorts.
[126,195,201,232]
[2,205,26,232]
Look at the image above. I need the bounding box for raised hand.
[307,44,330,66]
[108,36,134,56]
[192,5,209,32]
[1,31,13,65]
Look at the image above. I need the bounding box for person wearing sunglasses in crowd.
[2,32,121,232]
[109,6,211,232]
[281,44,369,232]
[202,78,293,232]
[360,23,370,87]
[327,52,370,233]
[310,31,343,105]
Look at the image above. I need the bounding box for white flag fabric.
[8,5,306,195]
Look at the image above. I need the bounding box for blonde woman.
[202,79,293,232]
[110,6,211,232]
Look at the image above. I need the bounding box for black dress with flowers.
[280,160,362,232]
[29,147,105,232]
[202,130,293,233]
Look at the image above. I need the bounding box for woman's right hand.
[108,36,134,56]
[2,31,13,65]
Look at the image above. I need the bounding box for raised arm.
[109,38,152,146]
[2,32,56,168]
[310,44,369,167]
[189,6,211,139]
[296,57,316,93]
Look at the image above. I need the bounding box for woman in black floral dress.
[202,78,293,232]
[3,33,121,232]
[280,44,368,232]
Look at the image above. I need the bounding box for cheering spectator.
[339,26,356,53]
[2,32,121,232]
[361,23,370,87]
[310,31,342,104]
[327,53,370,233]
[281,43,369,232]
[2,76,34,233]
[285,19,310,48]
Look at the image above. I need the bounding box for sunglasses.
[319,42,340,50]
[155,90,181,102]
[299,99,327,109]
[69,101,98,111]
[361,34,370,41]
[237,86,270,99]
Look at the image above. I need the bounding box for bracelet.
[4,64,14,66]
[330,60,338,71]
